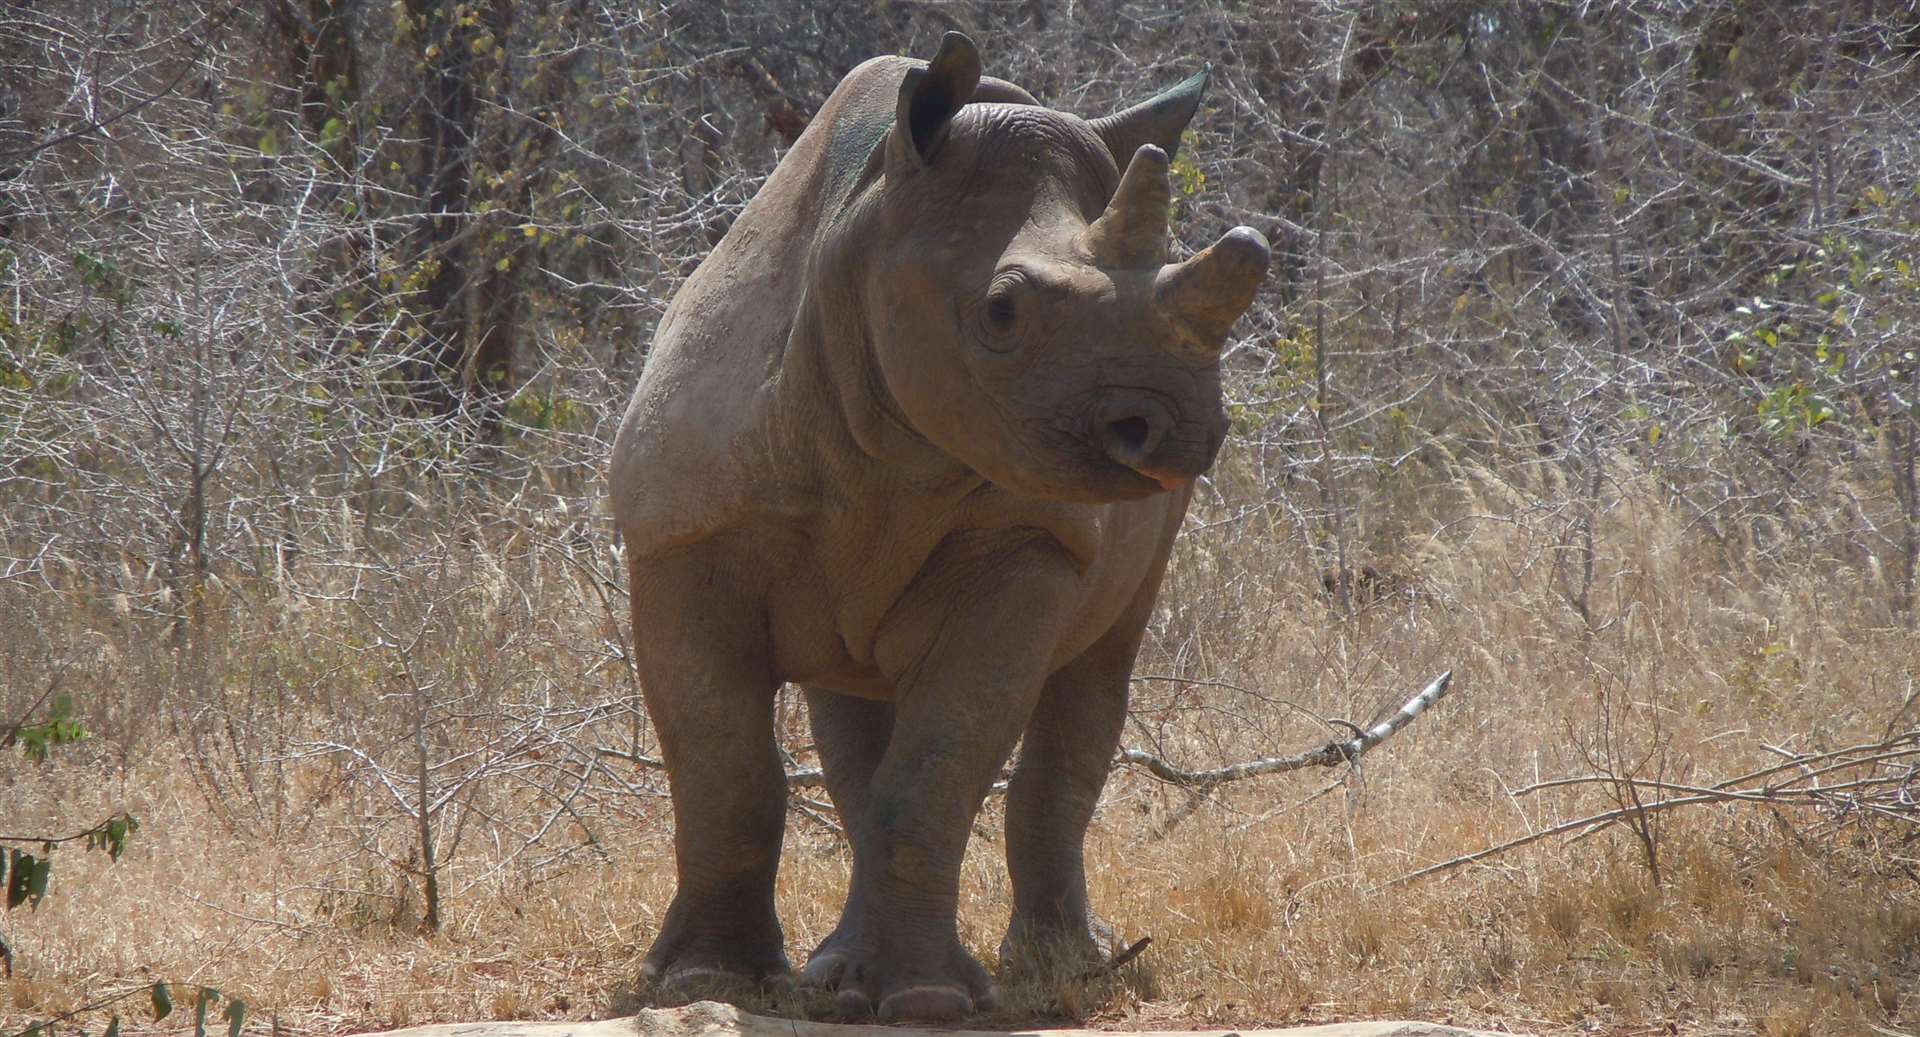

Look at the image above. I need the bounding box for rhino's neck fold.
[784,206,973,494]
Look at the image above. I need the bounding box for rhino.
[608,32,1268,1023]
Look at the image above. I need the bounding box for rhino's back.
[609,58,911,556]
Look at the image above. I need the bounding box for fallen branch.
[594,748,1008,795]
[1118,670,1455,790]
[1384,792,1763,888]
[1386,729,1920,887]
[593,670,1455,817]
[595,747,829,790]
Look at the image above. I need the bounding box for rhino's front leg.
[831,537,1078,1022]
[630,551,792,990]
[1002,550,1168,972]
[1000,637,1133,971]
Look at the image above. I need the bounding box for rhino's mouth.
[1005,390,1220,502]
[1060,434,1203,502]
[1112,465,1185,497]
[1087,388,1220,493]
[1122,464,1193,492]
[1070,462,1178,502]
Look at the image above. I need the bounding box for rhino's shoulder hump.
[609,52,1043,561]
[609,261,799,559]
[611,62,920,556]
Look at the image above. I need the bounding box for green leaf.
[153,981,174,1021]
[27,855,50,906]
[194,987,219,1037]
[96,815,136,862]
[13,695,88,764]
[223,999,247,1037]
[105,1016,121,1037]
[8,850,34,909]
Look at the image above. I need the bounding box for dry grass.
[3,458,1918,1037]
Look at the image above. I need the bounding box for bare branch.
[1119,671,1455,789]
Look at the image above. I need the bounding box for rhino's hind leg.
[798,688,893,989]
[630,554,791,990]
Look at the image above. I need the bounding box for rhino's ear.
[1089,65,1210,164]
[893,31,982,167]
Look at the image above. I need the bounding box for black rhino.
[609,32,1268,1022]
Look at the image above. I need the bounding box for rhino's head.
[855,33,1269,502]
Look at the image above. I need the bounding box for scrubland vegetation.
[3,3,1918,1036]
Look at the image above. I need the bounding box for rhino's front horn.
[1081,144,1172,269]
[1155,226,1271,355]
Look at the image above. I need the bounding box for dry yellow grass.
[3,459,1917,1037]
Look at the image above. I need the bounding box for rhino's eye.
[986,291,1017,330]
[982,270,1026,337]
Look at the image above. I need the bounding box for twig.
[1229,777,1346,835]
[0,668,68,750]
[1130,674,1336,730]
[2,2,247,167]
[1073,935,1153,982]
[1515,770,1915,803]
[791,795,844,835]
[2,982,159,1037]
[0,812,136,847]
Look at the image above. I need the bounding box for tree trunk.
[405,0,478,417]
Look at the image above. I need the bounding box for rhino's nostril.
[1107,416,1153,458]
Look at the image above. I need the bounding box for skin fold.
[608,32,1268,1023]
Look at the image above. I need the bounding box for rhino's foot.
[999,911,1124,976]
[640,893,792,998]
[798,926,858,988]
[805,934,994,1022]
[869,983,978,1023]
[641,955,795,1004]
[642,962,795,1008]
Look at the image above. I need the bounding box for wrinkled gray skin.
[608,33,1267,1024]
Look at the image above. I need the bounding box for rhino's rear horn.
[895,32,982,166]
[1089,65,1210,164]
[1081,144,1171,269]
[1155,226,1271,354]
